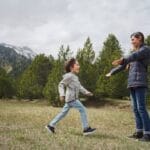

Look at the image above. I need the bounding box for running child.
[46,58,96,135]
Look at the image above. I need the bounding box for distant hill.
[0,43,37,77]
[0,43,36,59]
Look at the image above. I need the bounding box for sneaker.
[139,134,150,142]
[45,125,55,134]
[83,127,96,135]
[127,132,143,139]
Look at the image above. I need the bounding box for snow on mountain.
[0,43,37,59]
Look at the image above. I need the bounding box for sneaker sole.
[83,130,96,136]
[45,126,53,134]
[126,136,141,142]
[138,139,150,142]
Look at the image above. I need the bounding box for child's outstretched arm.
[106,64,127,77]
[79,83,93,96]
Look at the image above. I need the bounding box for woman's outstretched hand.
[112,58,123,66]
[106,73,111,77]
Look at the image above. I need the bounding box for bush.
[0,68,15,98]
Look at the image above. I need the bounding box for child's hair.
[130,32,145,44]
[65,58,76,73]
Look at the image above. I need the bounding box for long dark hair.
[130,32,145,44]
[65,58,76,73]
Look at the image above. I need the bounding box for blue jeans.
[49,100,89,130]
[130,87,150,134]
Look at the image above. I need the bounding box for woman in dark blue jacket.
[106,32,150,142]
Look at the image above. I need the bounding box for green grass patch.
[0,100,150,150]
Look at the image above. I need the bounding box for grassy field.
[0,100,150,150]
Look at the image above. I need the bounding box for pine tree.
[0,68,15,98]
[145,35,150,46]
[145,35,150,97]
[17,54,52,99]
[76,37,97,94]
[58,45,73,61]
[95,34,128,98]
[43,45,72,106]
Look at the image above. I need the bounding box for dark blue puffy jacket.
[110,44,150,88]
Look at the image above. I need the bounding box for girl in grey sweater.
[46,58,96,135]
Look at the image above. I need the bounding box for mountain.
[0,43,37,77]
[0,43,36,59]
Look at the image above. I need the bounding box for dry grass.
[0,100,150,150]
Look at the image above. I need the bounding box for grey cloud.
[0,0,150,57]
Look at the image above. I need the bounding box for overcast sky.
[0,0,150,57]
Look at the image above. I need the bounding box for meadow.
[0,100,150,150]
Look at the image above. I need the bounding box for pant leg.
[135,87,150,134]
[49,103,70,127]
[130,88,143,132]
[69,100,89,130]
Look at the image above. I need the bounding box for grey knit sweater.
[58,72,89,102]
